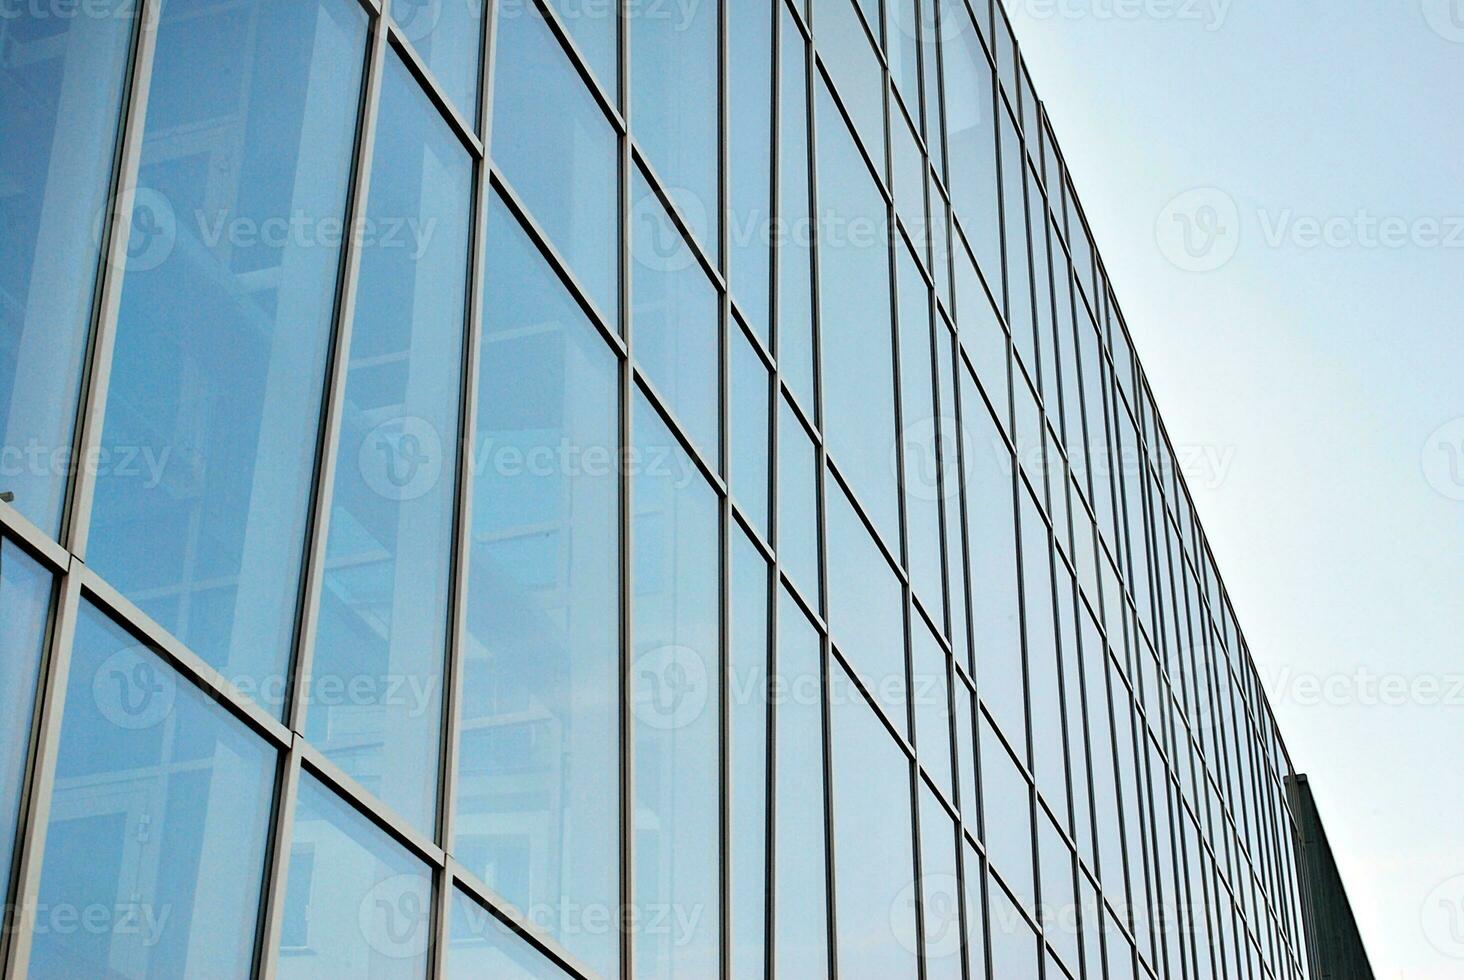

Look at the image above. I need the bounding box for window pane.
[774,587,829,978]
[987,877,1039,980]
[31,603,275,979]
[631,0,718,251]
[730,529,770,977]
[306,51,472,834]
[815,79,898,541]
[911,614,954,799]
[776,13,816,413]
[917,786,964,980]
[0,540,53,897]
[447,888,574,979]
[87,0,369,717]
[815,0,885,170]
[999,110,1032,353]
[952,676,978,822]
[632,170,720,463]
[390,0,482,126]
[941,14,1001,299]
[730,322,770,537]
[0,7,133,534]
[826,476,906,732]
[896,244,943,622]
[278,773,432,978]
[830,662,918,979]
[1020,487,1067,820]
[632,396,720,978]
[491,0,618,329]
[728,0,774,344]
[545,0,617,97]
[776,396,819,602]
[980,718,1034,915]
[453,193,620,979]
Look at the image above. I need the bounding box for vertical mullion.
[764,0,783,976]
[286,9,389,735]
[717,0,733,972]
[1,564,82,979]
[254,741,303,980]
[64,0,162,560]
[617,0,634,972]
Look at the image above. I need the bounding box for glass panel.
[1039,808,1081,972]
[278,773,432,978]
[999,109,1032,358]
[389,0,482,126]
[87,0,369,717]
[815,80,898,541]
[911,614,954,799]
[31,603,274,979]
[815,0,886,170]
[826,476,906,732]
[544,0,617,96]
[728,0,774,344]
[776,13,816,413]
[631,0,718,252]
[987,879,1039,979]
[941,14,1001,300]
[632,396,720,978]
[447,888,574,979]
[632,169,720,463]
[891,110,925,257]
[952,676,978,821]
[773,586,829,978]
[0,7,133,534]
[887,0,921,107]
[730,528,770,977]
[830,661,918,979]
[935,321,968,666]
[917,786,964,980]
[895,243,943,621]
[491,0,618,329]
[730,321,771,537]
[980,718,1034,915]
[453,193,620,979]
[954,237,1009,428]
[0,541,52,907]
[962,844,987,980]
[1020,488,1067,821]
[306,50,472,834]
[776,396,819,603]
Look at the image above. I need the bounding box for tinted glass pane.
[307,51,472,834]
[999,110,1032,351]
[917,786,963,980]
[447,888,574,979]
[980,719,1034,914]
[730,323,771,538]
[730,529,770,976]
[453,193,620,979]
[1020,488,1067,819]
[631,0,718,252]
[952,675,977,820]
[632,397,720,978]
[896,244,943,620]
[773,587,829,978]
[776,396,819,602]
[826,477,906,731]
[935,323,968,666]
[911,615,954,798]
[31,603,274,979]
[544,0,617,96]
[887,0,921,107]
[728,0,774,344]
[0,7,132,534]
[815,0,885,169]
[87,0,369,717]
[633,170,720,463]
[278,773,432,978]
[941,15,1001,299]
[390,0,482,126]
[955,241,1009,429]
[962,844,987,980]
[815,80,898,541]
[1039,808,1081,973]
[0,541,52,898]
[987,878,1039,979]
[491,0,618,329]
[830,662,918,979]
[776,14,816,412]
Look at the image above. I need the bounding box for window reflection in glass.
[632,396,720,978]
[31,603,275,979]
[0,539,53,900]
[306,50,473,835]
[453,192,620,979]
[446,888,574,979]
[278,772,432,979]
[86,0,370,717]
[777,11,817,414]
[491,0,618,330]
[0,6,134,535]
[830,661,918,979]
[632,170,720,464]
[389,0,482,127]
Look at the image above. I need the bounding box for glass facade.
[0,1,1318,978]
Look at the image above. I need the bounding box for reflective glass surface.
[730,528,770,976]
[447,888,575,979]
[390,0,482,126]
[0,541,52,913]
[87,0,370,717]
[730,321,771,537]
[0,7,133,534]
[32,602,275,979]
[307,50,473,834]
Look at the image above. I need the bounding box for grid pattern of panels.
[0,0,1311,977]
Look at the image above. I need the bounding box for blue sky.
[1005,0,1464,974]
